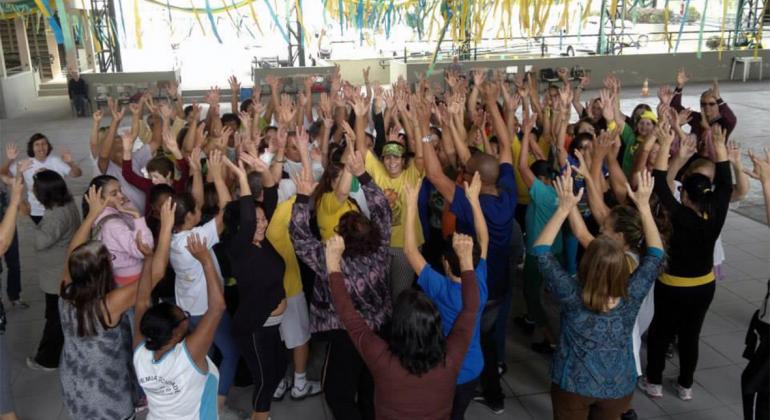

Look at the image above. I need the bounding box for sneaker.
[26,357,57,372]
[497,362,507,376]
[530,340,556,354]
[272,376,291,401]
[10,299,29,309]
[472,396,504,415]
[673,382,693,401]
[638,377,663,399]
[291,380,322,400]
[513,316,535,335]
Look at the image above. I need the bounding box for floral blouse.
[290,173,393,333]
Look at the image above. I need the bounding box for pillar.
[14,18,32,71]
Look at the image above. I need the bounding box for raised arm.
[727,141,749,201]
[90,110,104,160]
[184,234,227,372]
[326,235,389,368]
[444,234,481,366]
[746,148,770,224]
[404,180,427,275]
[518,114,537,189]
[97,102,125,173]
[228,75,241,115]
[62,186,108,287]
[534,168,582,248]
[463,172,488,259]
[626,170,663,251]
[289,164,326,276]
[572,149,610,224]
[481,82,512,165]
[207,150,232,234]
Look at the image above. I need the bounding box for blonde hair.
[579,236,629,312]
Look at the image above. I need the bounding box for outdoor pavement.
[0,80,768,419]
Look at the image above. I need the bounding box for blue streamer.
[674,0,690,53]
[385,0,393,38]
[204,0,223,43]
[338,0,343,35]
[263,0,289,43]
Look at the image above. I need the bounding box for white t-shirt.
[134,340,219,420]
[11,155,71,216]
[169,219,223,316]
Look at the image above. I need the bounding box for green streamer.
[696,0,707,59]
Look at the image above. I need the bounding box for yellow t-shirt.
[265,197,303,298]
[511,135,551,205]
[317,192,359,241]
[364,150,424,248]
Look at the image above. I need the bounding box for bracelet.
[274,159,286,164]
[421,135,432,143]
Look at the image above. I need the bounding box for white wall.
[0,71,39,118]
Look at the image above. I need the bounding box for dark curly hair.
[388,289,447,376]
[335,211,381,258]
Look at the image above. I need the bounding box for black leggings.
[451,378,479,420]
[320,329,375,420]
[234,325,287,413]
[646,280,715,388]
[34,293,63,368]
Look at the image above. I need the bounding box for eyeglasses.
[700,102,717,107]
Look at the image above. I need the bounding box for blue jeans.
[190,311,239,396]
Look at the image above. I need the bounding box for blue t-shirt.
[525,178,562,255]
[417,259,488,385]
[450,163,516,299]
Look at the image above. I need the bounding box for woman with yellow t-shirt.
[350,93,426,300]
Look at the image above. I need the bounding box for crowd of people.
[0,63,768,420]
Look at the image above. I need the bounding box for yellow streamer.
[134,0,143,48]
[718,0,728,60]
[191,0,206,35]
[754,1,767,58]
[248,1,263,35]
[609,0,618,20]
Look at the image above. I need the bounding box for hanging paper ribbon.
[247,0,263,35]
[754,1,767,58]
[673,0,689,53]
[32,0,63,43]
[220,0,240,36]
[662,0,671,52]
[263,0,289,43]
[134,0,143,48]
[190,0,207,35]
[695,0,707,59]
[204,0,223,42]
[718,0,728,60]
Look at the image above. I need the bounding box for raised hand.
[228,75,240,93]
[162,131,182,159]
[578,74,591,89]
[93,109,104,122]
[159,103,173,121]
[61,148,74,164]
[403,179,419,208]
[678,135,697,160]
[472,69,485,87]
[464,171,482,203]
[676,67,689,88]
[290,166,317,196]
[84,185,108,218]
[556,67,569,81]
[207,149,225,179]
[324,234,345,272]
[572,149,591,178]
[554,167,583,210]
[599,89,615,121]
[362,66,371,84]
[186,234,210,262]
[5,143,18,161]
[345,150,365,177]
[746,148,770,183]
[626,170,653,207]
[655,120,675,146]
[711,78,720,99]
[451,233,475,271]
[160,196,176,231]
[240,151,269,173]
[712,126,727,148]
[128,101,142,116]
[16,158,32,174]
[657,85,674,106]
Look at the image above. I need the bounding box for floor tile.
[650,381,723,415]
[695,365,743,405]
[518,392,552,420]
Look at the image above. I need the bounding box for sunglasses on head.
[700,101,717,107]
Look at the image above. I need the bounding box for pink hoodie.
[95,207,154,285]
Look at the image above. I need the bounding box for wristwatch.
[421,135,432,143]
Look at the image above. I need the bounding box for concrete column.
[14,18,32,71]
[0,28,7,78]
[44,25,62,79]
[80,11,96,71]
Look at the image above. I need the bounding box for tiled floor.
[1,82,768,419]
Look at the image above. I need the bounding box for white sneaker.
[638,377,663,398]
[290,380,322,400]
[272,376,291,400]
[674,382,693,401]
